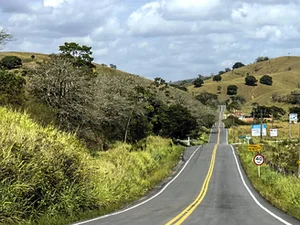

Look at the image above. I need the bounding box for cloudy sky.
[1,0,300,81]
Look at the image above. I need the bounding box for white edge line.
[73,145,202,225]
[230,145,292,225]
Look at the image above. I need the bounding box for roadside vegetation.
[235,143,300,220]
[0,107,184,225]
[0,29,215,224]
[228,122,300,220]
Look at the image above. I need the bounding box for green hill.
[188,56,300,113]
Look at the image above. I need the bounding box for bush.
[227,84,238,95]
[245,75,258,86]
[193,78,204,87]
[195,92,219,108]
[0,56,22,70]
[255,56,269,63]
[232,62,245,69]
[213,74,222,82]
[260,75,273,85]
[222,115,249,128]
[0,69,26,105]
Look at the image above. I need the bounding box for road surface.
[73,106,300,225]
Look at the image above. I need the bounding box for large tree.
[28,54,94,130]
[59,42,95,68]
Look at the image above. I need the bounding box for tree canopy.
[260,75,273,85]
[213,74,222,82]
[59,42,95,68]
[245,75,258,86]
[193,77,204,87]
[227,85,238,95]
[0,56,22,70]
[232,62,245,70]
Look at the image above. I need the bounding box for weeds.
[0,107,184,225]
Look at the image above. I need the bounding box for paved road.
[74,106,300,225]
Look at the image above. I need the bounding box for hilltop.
[188,56,300,113]
[0,51,143,79]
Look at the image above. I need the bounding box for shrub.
[245,75,258,86]
[255,56,269,63]
[213,74,222,82]
[0,56,22,70]
[227,84,238,95]
[232,62,245,69]
[0,107,185,224]
[193,78,204,87]
[260,75,273,85]
[0,69,26,105]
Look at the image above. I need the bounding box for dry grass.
[189,56,300,113]
[229,120,300,144]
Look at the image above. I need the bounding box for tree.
[230,95,246,105]
[260,75,273,85]
[213,74,222,82]
[160,104,198,139]
[59,42,95,68]
[227,85,238,95]
[195,92,219,108]
[110,64,117,69]
[28,54,94,130]
[0,29,12,48]
[232,62,245,70]
[255,56,269,63]
[0,56,22,70]
[193,77,204,87]
[225,67,231,72]
[245,75,258,86]
[218,71,225,75]
[0,69,26,105]
[170,84,187,91]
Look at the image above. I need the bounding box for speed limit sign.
[253,154,264,166]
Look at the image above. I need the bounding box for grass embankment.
[0,107,184,225]
[229,126,300,219]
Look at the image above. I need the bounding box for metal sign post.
[253,154,264,178]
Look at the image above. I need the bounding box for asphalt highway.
[73,106,300,225]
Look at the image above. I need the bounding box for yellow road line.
[165,115,221,225]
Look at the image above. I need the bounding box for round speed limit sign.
[253,154,264,166]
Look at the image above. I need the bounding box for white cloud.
[2,0,300,81]
[43,0,66,7]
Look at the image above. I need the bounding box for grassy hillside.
[0,51,144,80]
[0,106,185,225]
[188,56,300,113]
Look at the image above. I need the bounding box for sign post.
[253,154,264,178]
[248,144,262,152]
[251,124,266,137]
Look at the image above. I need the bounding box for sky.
[1,0,300,81]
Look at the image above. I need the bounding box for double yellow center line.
[165,115,221,225]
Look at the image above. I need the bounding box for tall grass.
[0,107,184,225]
[236,144,300,220]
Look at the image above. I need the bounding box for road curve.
[73,106,300,225]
